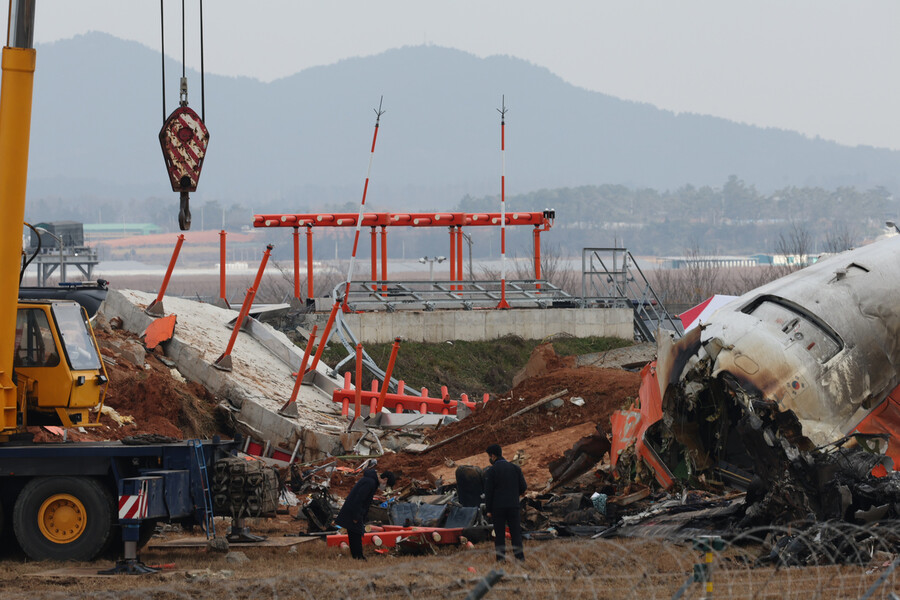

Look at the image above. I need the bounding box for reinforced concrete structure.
[316,306,633,345]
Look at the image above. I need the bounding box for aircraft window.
[745,298,842,363]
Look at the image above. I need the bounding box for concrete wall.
[338,307,633,344]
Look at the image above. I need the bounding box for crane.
[0,0,272,571]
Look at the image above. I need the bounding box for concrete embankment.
[101,289,354,462]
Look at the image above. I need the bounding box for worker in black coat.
[483,444,527,561]
[334,469,395,560]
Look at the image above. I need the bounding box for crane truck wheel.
[13,477,115,561]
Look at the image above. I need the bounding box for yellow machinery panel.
[8,301,106,433]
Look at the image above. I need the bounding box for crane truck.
[0,1,275,571]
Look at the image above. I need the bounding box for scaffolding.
[334,278,575,313]
[581,247,680,342]
[252,210,555,303]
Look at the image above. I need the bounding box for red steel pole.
[534,225,542,292]
[306,225,314,301]
[279,325,318,412]
[159,234,185,300]
[219,230,227,303]
[354,343,363,419]
[456,227,464,289]
[374,338,401,413]
[370,226,377,291]
[343,98,385,312]
[380,225,388,292]
[449,227,456,290]
[145,233,185,316]
[293,227,300,300]
[213,244,274,371]
[341,373,351,416]
[307,299,341,374]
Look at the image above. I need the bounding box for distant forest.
[457,176,896,257]
[26,176,896,260]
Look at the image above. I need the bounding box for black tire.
[13,477,115,561]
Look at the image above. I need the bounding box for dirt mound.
[377,353,641,480]
[511,342,575,387]
[30,323,221,443]
[103,363,218,440]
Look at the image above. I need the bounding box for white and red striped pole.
[497,95,510,309]
[343,97,385,312]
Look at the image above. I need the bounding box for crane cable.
[159,0,165,121]
[200,0,205,120]
[20,223,42,285]
[159,0,206,121]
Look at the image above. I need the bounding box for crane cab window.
[14,309,60,367]
[52,303,101,371]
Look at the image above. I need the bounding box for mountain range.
[24,32,900,213]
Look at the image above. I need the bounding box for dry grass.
[2,518,898,600]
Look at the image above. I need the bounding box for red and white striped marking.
[343,98,385,306]
[160,106,210,192]
[118,480,149,520]
[497,96,510,308]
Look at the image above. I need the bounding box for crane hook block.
[159,106,210,193]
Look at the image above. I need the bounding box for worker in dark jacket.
[483,444,527,561]
[334,469,394,560]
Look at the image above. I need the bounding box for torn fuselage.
[648,237,900,516]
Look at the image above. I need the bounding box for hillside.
[24,33,900,215]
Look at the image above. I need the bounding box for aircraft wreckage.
[642,235,900,525]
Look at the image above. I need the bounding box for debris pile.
[376,343,642,484]
[58,283,900,570]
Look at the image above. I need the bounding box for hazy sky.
[11,1,900,150]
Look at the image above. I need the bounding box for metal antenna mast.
[497,95,510,308]
[343,96,385,311]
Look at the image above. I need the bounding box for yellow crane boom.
[0,0,35,430]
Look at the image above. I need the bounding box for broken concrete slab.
[574,342,655,370]
[228,314,307,372]
[403,443,430,454]
[246,303,290,322]
[103,336,147,366]
[376,412,457,429]
[101,289,347,462]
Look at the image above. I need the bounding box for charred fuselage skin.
[655,236,900,488]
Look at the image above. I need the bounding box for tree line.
[25,176,897,259]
